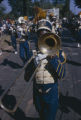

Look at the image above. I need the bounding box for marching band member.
[9,24,18,54]
[0,28,2,55]
[17,17,32,65]
[77,12,81,47]
[32,19,66,120]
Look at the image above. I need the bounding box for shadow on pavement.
[66,60,81,66]
[0,90,39,120]
[0,87,17,110]
[2,49,13,53]
[4,40,11,46]
[0,86,4,96]
[59,93,81,117]
[0,59,23,69]
[0,88,39,120]
[1,95,16,110]
[9,107,39,120]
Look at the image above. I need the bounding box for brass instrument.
[0,56,34,113]
[38,32,61,55]
[0,32,66,113]
[33,6,47,24]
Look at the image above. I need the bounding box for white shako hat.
[18,17,25,24]
[37,19,52,32]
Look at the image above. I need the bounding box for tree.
[60,0,70,17]
[26,0,33,16]
[8,0,33,17]
[8,0,22,17]
[23,0,26,16]
[74,0,81,8]
[0,0,3,3]
[0,4,5,16]
[53,0,58,6]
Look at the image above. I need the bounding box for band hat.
[18,17,25,24]
[21,20,25,24]
[37,19,52,25]
[38,26,52,32]
[37,19,52,32]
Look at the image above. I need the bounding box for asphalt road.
[0,28,81,120]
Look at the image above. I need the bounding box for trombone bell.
[38,33,61,55]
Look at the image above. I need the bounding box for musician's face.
[38,30,49,37]
[21,23,25,28]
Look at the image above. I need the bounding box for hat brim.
[37,27,51,32]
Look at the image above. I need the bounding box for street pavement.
[0,28,81,120]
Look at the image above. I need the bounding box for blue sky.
[0,0,12,13]
[70,0,81,14]
[0,0,81,15]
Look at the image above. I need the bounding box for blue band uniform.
[33,49,66,120]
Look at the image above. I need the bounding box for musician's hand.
[50,54,56,59]
[47,54,56,60]
[32,50,37,56]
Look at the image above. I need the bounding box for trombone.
[0,32,65,113]
[0,56,34,113]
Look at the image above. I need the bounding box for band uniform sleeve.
[49,56,65,79]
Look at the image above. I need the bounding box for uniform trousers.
[11,35,17,51]
[33,82,59,120]
[19,40,32,64]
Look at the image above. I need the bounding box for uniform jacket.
[34,50,65,84]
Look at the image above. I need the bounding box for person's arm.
[49,55,65,79]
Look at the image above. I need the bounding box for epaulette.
[57,49,66,64]
[50,55,65,79]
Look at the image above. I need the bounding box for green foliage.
[8,0,23,17]
[26,0,33,16]
[74,0,81,8]
[0,4,6,16]
[7,0,70,18]
[8,0,33,17]
[60,0,70,17]
[0,0,3,3]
